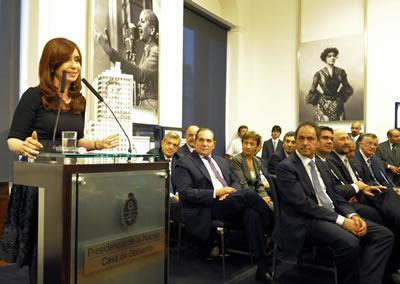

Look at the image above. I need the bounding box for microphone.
[81,78,133,153]
[52,70,67,152]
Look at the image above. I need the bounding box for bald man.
[178,125,199,156]
[376,128,400,186]
[348,121,363,147]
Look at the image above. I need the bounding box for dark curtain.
[182,6,229,156]
[0,0,21,182]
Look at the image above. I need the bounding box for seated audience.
[261,125,283,163]
[320,128,386,225]
[178,125,199,156]
[326,129,400,282]
[275,122,394,284]
[229,131,272,207]
[376,129,400,186]
[267,131,295,175]
[225,125,248,160]
[147,131,182,221]
[173,128,274,283]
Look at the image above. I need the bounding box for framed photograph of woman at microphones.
[86,0,160,131]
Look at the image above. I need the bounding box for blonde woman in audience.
[230,131,272,207]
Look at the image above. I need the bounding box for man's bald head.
[350,121,362,137]
[333,129,351,154]
[387,128,400,145]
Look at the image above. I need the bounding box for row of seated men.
[147,123,400,284]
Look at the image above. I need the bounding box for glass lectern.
[13,153,168,284]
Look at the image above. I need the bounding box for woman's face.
[138,11,154,43]
[242,138,259,157]
[325,52,337,65]
[54,48,81,86]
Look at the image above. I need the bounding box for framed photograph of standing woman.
[298,0,365,123]
[298,34,365,122]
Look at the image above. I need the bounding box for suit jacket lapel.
[331,152,353,183]
[355,151,377,183]
[242,154,253,182]
[214,156,230,184]
[293,154,316,198]
[316,159,334,198]
[253,156,261,176]
[191,152,212,183]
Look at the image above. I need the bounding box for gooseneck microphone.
[81,78,133,153]
[52,70,67,152]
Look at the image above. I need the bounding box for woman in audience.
[230,131,273,208]
[0,37,119,284]
[306,47,353,121]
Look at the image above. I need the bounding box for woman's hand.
[96,133,120,149]
[22,131,43,159]
[95,27,112,56]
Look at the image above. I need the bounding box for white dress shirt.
[200,155,225,198]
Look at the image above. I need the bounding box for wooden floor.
[0,260,10,268]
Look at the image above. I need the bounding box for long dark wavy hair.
[38,37,85,113]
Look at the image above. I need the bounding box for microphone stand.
[52,70,67,153]
[81,78,133,155]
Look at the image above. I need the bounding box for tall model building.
[88,63,134,152]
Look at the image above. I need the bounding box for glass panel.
[34,152,158,165]
[75,170,167,284]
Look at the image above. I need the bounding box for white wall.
[367,0,400,141]
[20,0,87,95]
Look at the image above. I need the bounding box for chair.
[268,174,338,284]
[175,217,251,279]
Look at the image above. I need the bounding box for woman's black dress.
[0,87,84,270]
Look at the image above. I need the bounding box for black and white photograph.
[299,34,364,122]
[88,0,159,123]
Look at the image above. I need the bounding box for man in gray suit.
[376,128,400,186]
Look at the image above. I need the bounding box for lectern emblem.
[121,192,138,226]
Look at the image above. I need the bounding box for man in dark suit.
[331,130,400,282]
[261,125,283,163]
[275,122,393,284]
[326,129,387,224]
[348,121,363,148]
[173,128,274,283]
[147,131,182,221]
[352,134,393,187]
[351,133,400,224]
[267,131,295,175]
[376,129,400,186]
[177,125,199,156]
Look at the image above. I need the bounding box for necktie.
[273,140,277,152]
[392,144,397,157]
[204,156,228,187]
[367,158,381,185]
[309,160,334,211]
[343,158,358,183]
[167,158,174,194]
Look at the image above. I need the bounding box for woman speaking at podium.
[0,37,119,283]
